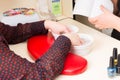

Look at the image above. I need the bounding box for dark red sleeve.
[0,35,71,80]
[35,35,71,79]
[0,21,48,44]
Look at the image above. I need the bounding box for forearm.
[0,21,48,44]
[35,36,71,79]
[0,33,71,80]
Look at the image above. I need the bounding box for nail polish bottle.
[107,56,116,77]
[113,48,118,66]
[117,54,120,74]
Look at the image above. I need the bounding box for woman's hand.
[44,20,71,34]
[88,5,120,31]
[62,33,84,46]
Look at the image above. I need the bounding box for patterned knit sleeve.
[0,21,48,44]
[0,34,71,80]
[35,35,71,79]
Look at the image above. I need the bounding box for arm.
[0,20,78,79]
[0,35,71,80]
[88,5,120,32]
[0,20,70,44]
[0,21,48,44]
[35,35,71,79]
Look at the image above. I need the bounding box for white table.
[9,18,120,80]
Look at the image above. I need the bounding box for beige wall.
[61,0,73,18]
[0,0,37,13]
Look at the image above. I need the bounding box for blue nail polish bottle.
[117,54,120,74]
[107,56,116,77]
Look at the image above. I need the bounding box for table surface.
[9,18,120,80]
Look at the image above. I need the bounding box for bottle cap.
[109,56,114,68]
[113,48,118,59]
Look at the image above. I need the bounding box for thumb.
[100,5,110,13]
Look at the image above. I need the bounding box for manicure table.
[9,18,120,80]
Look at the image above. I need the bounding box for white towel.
[73,0,113,18]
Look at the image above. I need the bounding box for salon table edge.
[9,18,120,80]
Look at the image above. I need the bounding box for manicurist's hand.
[62,33,84,46]
[88,5,120,31]
[44,20,71,34]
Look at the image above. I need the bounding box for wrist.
[44,20,52,30]
[113,16,120,32]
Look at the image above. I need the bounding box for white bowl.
[70,33,94,56]
[68,25,79,33]
[52,25,79,39]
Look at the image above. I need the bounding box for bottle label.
[52,0,62,16]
